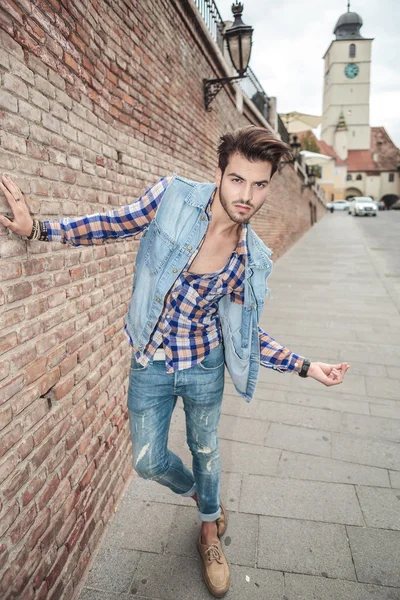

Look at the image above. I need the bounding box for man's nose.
[243,185,253,202]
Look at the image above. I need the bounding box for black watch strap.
[299,359,311,378]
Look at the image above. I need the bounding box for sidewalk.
[77,213,400,600]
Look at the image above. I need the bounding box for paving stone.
[332,433,400,471]
[355,486,400,529]
[217,414,269,446]
[386,366,400,380]
[258,516,356,580]
[106,498,176,553]
[389,471,400,489]
[370,402,400,419]
[264,423,332,457]
[285,391,370,415]
[340,413,400,443]
[225,400,342,432]
[79,591,139,600]
[366,377,400,400]
[240,475,364,525]
[347,526,400,587]
[84,547,140,594]
[129,552,284,599]
[285,572,400,599]
[218,439,280,475]
[277,451,390,486]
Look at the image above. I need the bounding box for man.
[0,126,350,598]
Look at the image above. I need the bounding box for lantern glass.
[226,29,252,75]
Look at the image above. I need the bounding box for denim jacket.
[125,174,274,402]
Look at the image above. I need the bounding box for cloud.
[216,0,400,145]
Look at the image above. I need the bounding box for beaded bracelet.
[27,219,49,241]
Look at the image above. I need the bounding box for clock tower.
[321,4,374,152]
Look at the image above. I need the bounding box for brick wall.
[0,0,325,597]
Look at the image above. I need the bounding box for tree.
[300,131,320,153]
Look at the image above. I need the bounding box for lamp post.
[204,2,253,111]
[290,134,301,162]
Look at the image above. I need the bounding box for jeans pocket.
[198,346,225,371]
[130,355,148,371]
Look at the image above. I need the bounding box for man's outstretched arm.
[258,326,350,386]
[0,174,172,245]
[258,326,305,373]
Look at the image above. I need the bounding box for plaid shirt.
[44,177,305,374]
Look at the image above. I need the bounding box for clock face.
[344,63,359,79]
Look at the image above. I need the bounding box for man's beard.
[219,185,254,224]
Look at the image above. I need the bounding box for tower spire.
[347,1,350,12]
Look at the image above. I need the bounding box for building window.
[356,174,362,180]
[389,173,395,182]
[349,44,356,58]
[346,174,352,181]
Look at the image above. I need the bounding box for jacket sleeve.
[259,326,305,373]
[43,175,172,246]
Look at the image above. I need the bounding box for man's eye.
[232,178,241,183]
[256,183,266,188]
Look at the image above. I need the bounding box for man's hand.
[307,362,350,386]
[0,174,33,237]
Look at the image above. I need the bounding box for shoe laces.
[205,544,223,564]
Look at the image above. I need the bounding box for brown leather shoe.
[197,532,230,597]
[216,501,228,537]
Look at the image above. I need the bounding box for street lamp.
[302,165,317,190]
[290,134,301,162]
[204,2,253,111]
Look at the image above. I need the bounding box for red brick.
[2,462,30,501]
[37,473,60,511]
[0,373,24,404]
[5,280,33,303]
[50,374,75,400]
[0,501,19,537]
[65,515,84,552]
[78,460,95,491]
[46,546,69,591]
[9,501,37,545]
[12,344,37,369]
[0,404,12,430]
[39,367,61,396]
[22,469,47,506]
[0,332,18,357]
[25,356,48,384]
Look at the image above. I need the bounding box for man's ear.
[215,167,222,187]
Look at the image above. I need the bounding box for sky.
[216,0,400,147]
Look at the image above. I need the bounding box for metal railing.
[192,0,225,51]
[277,114,290,144]
[239,66,270,122]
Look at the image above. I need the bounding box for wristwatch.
[299,358,311,378]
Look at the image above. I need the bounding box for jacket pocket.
[144,221,176,275]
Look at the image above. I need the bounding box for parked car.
[348,197,378,216]
[326,200,349,211]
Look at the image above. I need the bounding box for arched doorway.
[346,187,362,199]
[381,194,399,209]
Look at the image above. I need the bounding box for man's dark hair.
[217,126,292,178]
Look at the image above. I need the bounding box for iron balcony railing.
[192,0,225,51]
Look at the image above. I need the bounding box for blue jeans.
[127,344,225,522]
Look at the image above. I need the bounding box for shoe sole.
[196,539,230,598]
[217,502,228,538]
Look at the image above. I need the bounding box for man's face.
[216,152,273,224]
